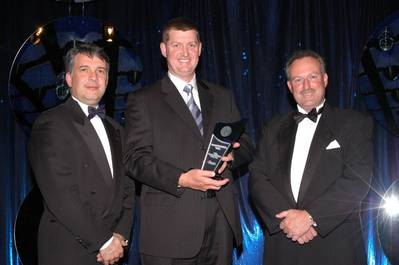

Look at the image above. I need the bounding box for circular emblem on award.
[220,126,232,137]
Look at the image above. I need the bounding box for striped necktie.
[183,84,203,135]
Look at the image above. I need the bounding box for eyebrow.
[78,65,107,69]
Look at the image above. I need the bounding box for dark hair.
[64,43,109,73]
[162,17,200,42]
[285,49,326,79]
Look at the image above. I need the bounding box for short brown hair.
[64,42,109,73]
[285,49,326,80]
[162,17,200,42]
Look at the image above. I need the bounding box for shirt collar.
[71,96,98,117]
[297,99,326,114]
[168,72,197,93]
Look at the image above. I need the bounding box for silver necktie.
[183,84,203,135]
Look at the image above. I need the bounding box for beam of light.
[367,207,376,265]
[382,195,399,217]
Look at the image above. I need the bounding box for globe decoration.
[358,11,399,136]
[377,179,399,265]
[8,16,142,134]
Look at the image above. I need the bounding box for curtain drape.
[2,1,399,264]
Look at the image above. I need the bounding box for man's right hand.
[97,235,127,265]
[178,169,229,191]
[297,226,317,244]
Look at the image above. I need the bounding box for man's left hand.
[275,209,314,241]
[217,142,240,174]
[96,233,128,264]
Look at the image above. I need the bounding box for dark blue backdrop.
[2,1,399,264]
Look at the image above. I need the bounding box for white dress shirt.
[72,96,114,250]
[72,96,113,178]
[168,72,202,110]
[290,100,325,202]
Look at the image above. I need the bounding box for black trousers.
[141,197,233,265]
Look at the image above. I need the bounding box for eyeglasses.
[290,72,323,86]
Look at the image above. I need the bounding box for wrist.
[177,172,186,195]
[100,236,114,250]
[308,214,317,227]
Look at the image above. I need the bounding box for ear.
[323,73,328,87]
[160,42,167,58]
[104,75,109,87]
[65,72,72,88]
[198,41,202,56]
[287,81,293,93]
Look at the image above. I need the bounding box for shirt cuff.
[308,214,318,227]
[100,236,114,250]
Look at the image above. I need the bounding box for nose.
[182,45,189,57]
[303,77,311,89]
[88,70,97,81]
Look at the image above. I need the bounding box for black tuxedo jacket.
[28,98,135,265]
[124,76,253,258]
[249,103,373,265]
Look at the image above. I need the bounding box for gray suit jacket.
[124,76,253,258]
[249,103,373,265]
[29,97,135,265]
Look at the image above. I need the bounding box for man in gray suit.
[124,17,253,265]
[29,43,135,265]
[249,49,373,265]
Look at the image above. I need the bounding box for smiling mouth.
[86,86,99,90]
[301,89,314,96]
[178,59,190,63]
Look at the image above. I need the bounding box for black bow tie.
[88,104,106,120]
[293,106,324,124]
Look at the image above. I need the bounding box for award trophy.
[201,120,246,179]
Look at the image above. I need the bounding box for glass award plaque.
[201,120,245,179]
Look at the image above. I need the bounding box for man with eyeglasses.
[249,49,373,265]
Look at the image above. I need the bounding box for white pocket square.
[326,140,340,150]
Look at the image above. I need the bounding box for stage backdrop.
[2,1,399,265]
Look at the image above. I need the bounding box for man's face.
[160,29,202,82]
[66,53,108,107]
[287,56,328,112]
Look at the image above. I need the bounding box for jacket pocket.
[143,191,178,207]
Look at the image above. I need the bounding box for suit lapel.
[197,80,213,140]
[297,104,334,204]
[67,98,113,186]
[103,118,121,185]
[103,118,122,210]
[162,76,205,140]
[277,114,297,206]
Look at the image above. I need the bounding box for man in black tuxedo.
[124,17,253,265]
[28,43,135,265]
[249,49,373,265]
